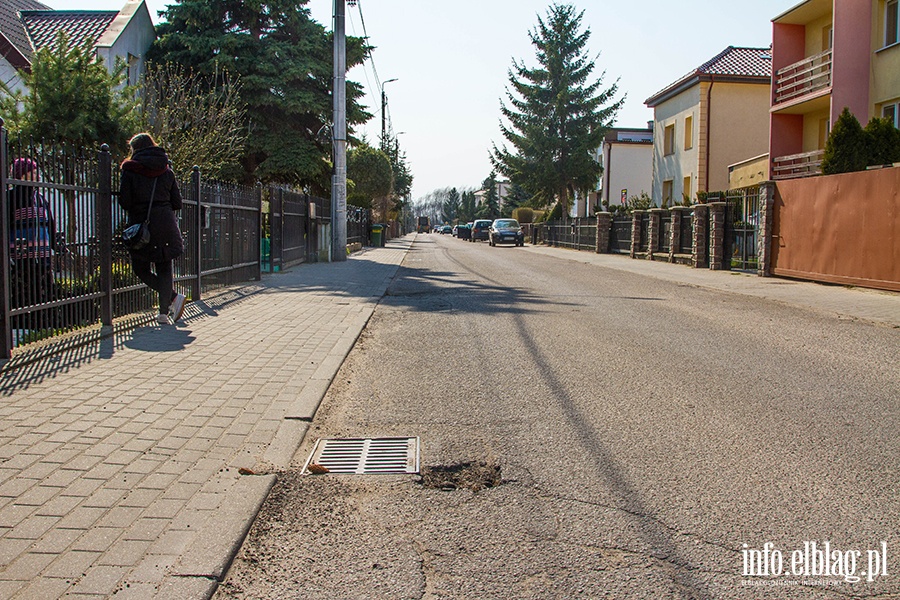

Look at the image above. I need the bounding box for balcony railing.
[773,49,832,105]
[772,150,825,180]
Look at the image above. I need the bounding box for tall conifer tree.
[491,4,622,215]
[150,0,370,189]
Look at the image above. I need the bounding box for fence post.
[595,211,611,253]
[630,211,642,258]
[692,204,708,268]
[0,120,10,358]
[97,145,113,327]
[255,182,262,281]
[757,181,775,276]
[272,187,283,273]
[669,208,681,263]
[708,201,727,270]
[647,209,662,260]
[191,166,201,301]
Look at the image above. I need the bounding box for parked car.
[470,219,492,242]
[489,219,525,246]
[441,225,452,234]
[456,224,471,240]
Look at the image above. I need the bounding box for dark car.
[441,225,452,234]
[489,219,525,246]
[470,219,493,242]
[456,224,471,240]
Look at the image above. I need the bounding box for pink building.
[769,0,900,178]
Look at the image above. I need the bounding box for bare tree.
[139,63,247,181]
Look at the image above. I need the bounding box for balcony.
[772,150,825,180]
[773,49,832,106]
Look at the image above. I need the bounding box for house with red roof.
[0,0,154,94]
[644,46,773,204]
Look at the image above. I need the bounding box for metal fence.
[610,215,632,253]
[1,133,370,357]
[544,218,597,251]
[658,212,672,254]
[725,185,761,271]
[677,212,693,255]
[347,206,370,247]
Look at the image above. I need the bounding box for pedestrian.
[7,157,58,310]
[118,133,186,325]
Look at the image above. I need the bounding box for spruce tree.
[864,116,900,166]
[478,172,501,219]
[459,190,477,223]
[442,187,460,224]
[150,0,371,189]
[491,4,622,215]
[822,107,868,174]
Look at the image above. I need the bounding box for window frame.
[684,116,693,150]
[883,103,898,127]
[886,0,899,47]
[663,124,676,156]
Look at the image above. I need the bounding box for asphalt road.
[216,234,900,600]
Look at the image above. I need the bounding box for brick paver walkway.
[0,237,412,599]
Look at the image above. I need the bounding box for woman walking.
[118,133,186,325]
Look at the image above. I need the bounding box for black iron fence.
[725,186,760,271]
[1,133,370,357]
[610,215,632,253]
[677,212,693,255]
[544,217,597,251]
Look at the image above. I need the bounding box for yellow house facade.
[645,47,772,205]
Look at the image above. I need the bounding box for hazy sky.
[66,0,794,198]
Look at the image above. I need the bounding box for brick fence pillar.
[595,211,612,254]
[708,201,727,270]
[757,181,776,276]
[648,208,663,260]
[692,204,708,268]
[630,211,643,258]
[668,208,682,263]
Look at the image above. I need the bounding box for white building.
[578,127,653,216]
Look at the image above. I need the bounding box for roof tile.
[21,10,116,52]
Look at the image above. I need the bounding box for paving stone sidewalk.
[526,245,900,328]
[0,236,413,600]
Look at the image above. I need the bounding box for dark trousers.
[131,257,174,314]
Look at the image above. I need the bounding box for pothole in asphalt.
[419,461,502,491]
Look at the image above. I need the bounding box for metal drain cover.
[302,437,420,475]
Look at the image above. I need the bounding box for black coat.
[118,147,184,262]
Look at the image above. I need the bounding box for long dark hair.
[128,133,156,155]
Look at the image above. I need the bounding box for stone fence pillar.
[708,201,727,270]
[630,211,643,258]
[757,182,776,276]
[595,211,612,254]
[692,204,708,268]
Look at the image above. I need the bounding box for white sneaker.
[157,313,173,325]
[169,293,186,323]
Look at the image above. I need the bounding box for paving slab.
[0,236,413,599]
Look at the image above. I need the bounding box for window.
[664,124,675,156]
[684,116,693,150]
[683,176,691,202]
[662,180,673,204]
[883,103,898,127]
[887,0,899,46]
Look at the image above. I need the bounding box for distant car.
[441,225,452,234]
[470,219,492,242]
[456,224,471,240]
[489,219,525,247]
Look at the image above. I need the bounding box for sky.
[66,0,796,199]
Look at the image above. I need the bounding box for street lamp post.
[381,78,398,151]
[331,0,348,261]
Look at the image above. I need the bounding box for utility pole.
[380,78,398,151]
[331,0,348,261]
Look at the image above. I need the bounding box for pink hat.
[12,158,37,179]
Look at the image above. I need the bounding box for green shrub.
[864,116,900,166]
[822,107,869,174]
[626,192,652,211]
[512,207,534,223]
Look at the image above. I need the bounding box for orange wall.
[772,167,900,291]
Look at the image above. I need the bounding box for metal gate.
[725,185,761,271]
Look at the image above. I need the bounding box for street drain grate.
[302,437,420,475]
